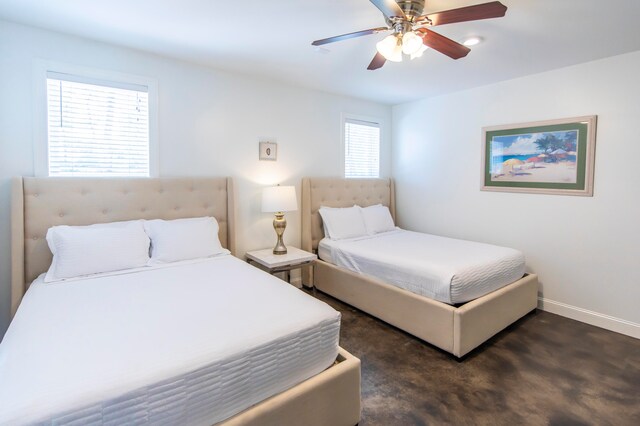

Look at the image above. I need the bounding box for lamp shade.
[376,34,403,62]
[402,31,423,55]
[262,185,298,213]
[410,44,428,60]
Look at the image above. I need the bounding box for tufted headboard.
[301,177,395,255]
[11,177,236,316]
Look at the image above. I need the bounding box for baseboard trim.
[538,297,640,339]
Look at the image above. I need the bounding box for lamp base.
[273,212,287,255]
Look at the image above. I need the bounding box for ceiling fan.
[311,0,507,70]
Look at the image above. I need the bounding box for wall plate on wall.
[259,141,277,161]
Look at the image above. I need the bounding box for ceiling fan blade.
[418,29,470,59]
[367,52,387,70]
[312,27,389,46]
[369,0,406,19]
[421,1,507,26]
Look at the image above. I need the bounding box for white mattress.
[318,229,525,304]
[0,255,340,425]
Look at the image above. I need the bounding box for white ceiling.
[1,0,640,105]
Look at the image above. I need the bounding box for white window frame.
[341,113,382,179]
[33,60,159,177]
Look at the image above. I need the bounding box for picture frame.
[259,141,277,161]
[481,116,597,196]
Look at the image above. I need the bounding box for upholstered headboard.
[301,177,395,254]
[11,177,236,316]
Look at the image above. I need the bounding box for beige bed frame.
[11,176,361,426]
[301,177,538,358]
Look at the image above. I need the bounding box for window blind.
[46,72,150,177]
[344,119,380,178]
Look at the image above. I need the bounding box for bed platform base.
[220,347,361,426]
[313,260,538,358]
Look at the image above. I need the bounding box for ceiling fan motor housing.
[397,0,426,20]
[386,0,428,33]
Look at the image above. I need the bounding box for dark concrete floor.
[305,289,640,426]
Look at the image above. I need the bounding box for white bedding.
[0,255,340,425]
[318,229,525,304]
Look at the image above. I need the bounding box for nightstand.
[245,247,317,286]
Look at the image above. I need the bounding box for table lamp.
[262,185,298,255]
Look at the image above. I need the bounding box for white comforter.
[0,255,340,425]
[319,229,525,304]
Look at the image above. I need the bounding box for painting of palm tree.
[482,116,597,196]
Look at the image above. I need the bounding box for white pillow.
[144,216,225,264]
[361,204,396,235]
[318,206,368,240]
[45,220,150,282]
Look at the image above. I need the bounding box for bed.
[4,176,361,426]
[301,177,538,358]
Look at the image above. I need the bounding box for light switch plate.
[259,141,277,161]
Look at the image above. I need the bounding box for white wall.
[392,51,640,338]
[0,20,391,337]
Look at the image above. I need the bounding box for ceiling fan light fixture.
[376,34,403,62]
[401,31,423,55]
[410,44,429,60]
[388,44,404,62]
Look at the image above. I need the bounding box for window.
[344,118,380,178]
[46,72,150,177]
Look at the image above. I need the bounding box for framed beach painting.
[481,116,597,196]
